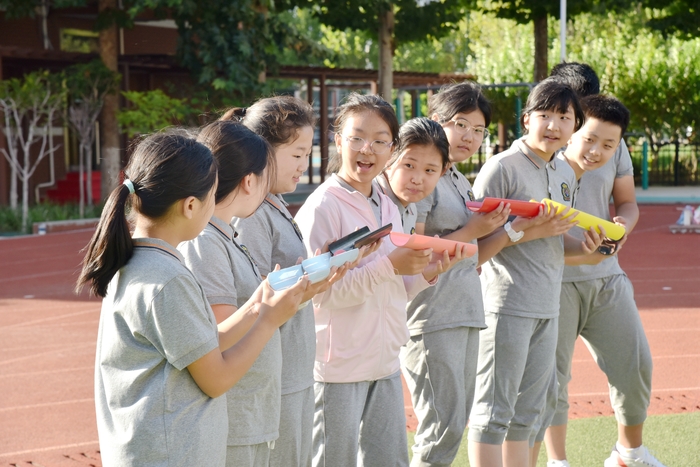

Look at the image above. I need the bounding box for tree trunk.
[533,14,548,82]
[99,0,121,201]
[378,5,394,99]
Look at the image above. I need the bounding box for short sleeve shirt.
[375,173,418,234]
[95,238,227,466]
[563,139,632,282]
[406,165,485,334]
[179,217,282,446]
[472,139,577,318]
[233,194,316,395]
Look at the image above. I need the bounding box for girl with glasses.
[294,93,452,467]
[398,82,511,467]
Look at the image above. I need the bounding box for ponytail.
[76,132,217,297]
[77,183,134,297]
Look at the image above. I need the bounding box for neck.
[523,139,554,163]
[337,173,373,198]
[562,149,584,180]
[132,215,183,248]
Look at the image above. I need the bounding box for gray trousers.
[400,327,480,467]
[552,275,652,427]
[312,372,409,467]
[270,386,314,467]
[468,312,558,445]
[226,442,272,467]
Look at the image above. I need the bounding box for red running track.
[0,205,698,465]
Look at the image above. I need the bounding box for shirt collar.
[133,237,183,262]
[515,138,559,170]
[207,215,234,240]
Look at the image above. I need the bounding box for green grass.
[0,202,103,234]
[408,412,700,466]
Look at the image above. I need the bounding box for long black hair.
[197,120,274,204]
[77,132,217,297]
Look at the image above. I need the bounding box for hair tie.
[123,179,136,194]
[238,107,247,121]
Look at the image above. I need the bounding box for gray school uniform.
[95,238,227,467]
[551,139,652,428]
[375,173,418,233]
[400,165,483,465]
[468,138,576,445]
[179,217,282,464]
[233,194,316,467]
[312,372,409,467]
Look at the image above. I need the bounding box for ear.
[182,196,197,220]
[430,113,440,123]
[522,113,530,131]
[239,173,255,195]
[334,132,342,152]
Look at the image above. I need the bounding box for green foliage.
[0,202,104,234]
[560,10,700,145]
[122,0,326,96]
[0,0,85,19]
[63,60,120,104]
[642,0,700,38]
[291,0,470,46]
[117,89,190,137]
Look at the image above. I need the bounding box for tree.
[479,0,632,81]
[64,60,120,216]
[0,71,64,232]
[642,0,700,38]
[290,0,470,97]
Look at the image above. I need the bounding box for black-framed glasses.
[340,135,393,155]
[440,117,490,138]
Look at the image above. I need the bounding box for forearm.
[615,202,639,233]
[476,229,511,267]
[217,301,259,351]
[191,317,278,398]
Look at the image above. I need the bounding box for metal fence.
[456,141,700,187]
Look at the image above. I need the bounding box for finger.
[274,264,281,271]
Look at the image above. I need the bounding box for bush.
[0,202,103,234]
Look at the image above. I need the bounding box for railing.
[457,141,700,186]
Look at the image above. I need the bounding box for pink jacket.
[294,176,431,383]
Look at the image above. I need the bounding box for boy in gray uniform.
[544,63,666,467]
[180,216,282,467]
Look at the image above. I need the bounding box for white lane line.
[0,366,93,378]
[0,398,93,413]
[0,342,94,366]
[570,386,700,397]
[0,308,98,330]
[0,440,99,458]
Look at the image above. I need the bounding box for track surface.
[0,205,698,466]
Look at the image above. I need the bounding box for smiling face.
[439,109,487,163]
[385,144,444,206]
[564,117,622,179]
[272,125,314,195]
[335,111,394,197]
[523,105,577,161]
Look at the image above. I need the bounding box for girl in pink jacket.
[294,93,454,467]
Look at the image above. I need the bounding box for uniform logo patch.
[468,190,475,201]
[410,227,416,234]
[561,182,571,202]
